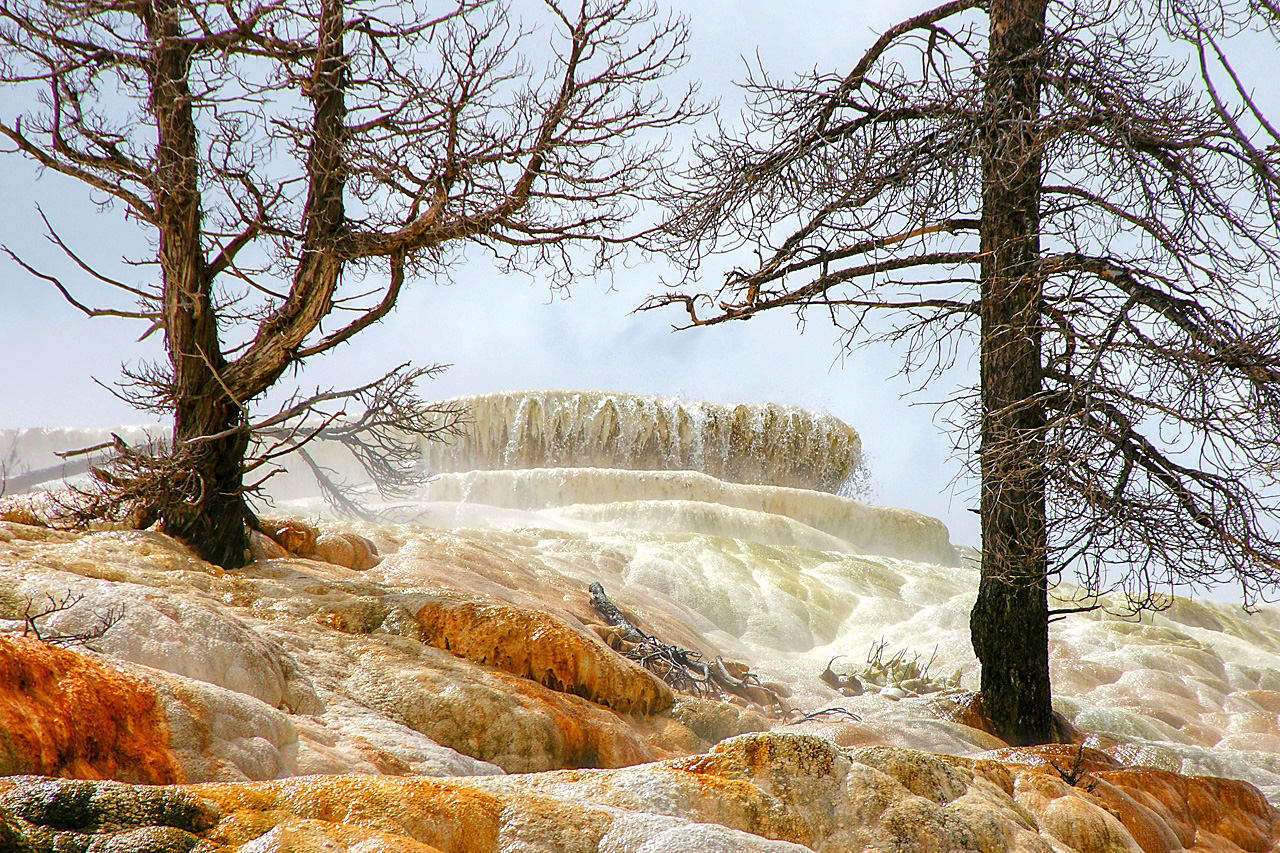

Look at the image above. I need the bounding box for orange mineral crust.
[194,776,502,853]
[4,729,1280,853]
[0,633,183,783]
[413,595,673,715]
[992,743,1280,853]
[1096,767,1279,853]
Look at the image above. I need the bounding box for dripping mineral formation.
[416,390,865,492]
[2,390,1280,852]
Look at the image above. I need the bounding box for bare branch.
[1,247,156,321]
[645,0,1280,634]
[11,591,125,650]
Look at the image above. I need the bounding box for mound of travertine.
[1,519,1278,852]
[417,389,865,493]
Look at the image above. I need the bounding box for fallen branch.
[11,591,124,650]
[588,582,784,710]
[786,707,862,725]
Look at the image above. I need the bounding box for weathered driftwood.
[588,582,785,712]
[785,707,861,725]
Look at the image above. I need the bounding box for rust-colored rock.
[257,517,317,555]
[988,743,1123,776]
[930,691,1077,744]
[1015,771,1143,853]
[0,634,183,783]
[998,749,1280,853]
[4,727,1280,853]
[1097,767,1280,853]
[928,691,1003,738]
[1085,776,1186,853]
[345,640,660,773]
[478,669,659,771]
[412,596,673,715]
[257,518,379,570]
[305,530,380,571]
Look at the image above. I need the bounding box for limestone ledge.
[0,521,668,780]
[417,389,865,494]
[417,467,959,566]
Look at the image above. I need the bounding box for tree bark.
[970,0,1055,746]
[224,0,347,399]
[161,422,253,568]
[148,0,251,567]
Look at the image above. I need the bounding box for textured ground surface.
[2,515,1280,852]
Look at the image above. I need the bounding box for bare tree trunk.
[149,0,251,567]
[162,421,252,568]
[970,0,1055,746]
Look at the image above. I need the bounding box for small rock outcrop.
[412,595,674,715]
[0,635,183,784]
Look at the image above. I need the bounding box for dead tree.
[643,0,1280,745]
[0,0,699,567]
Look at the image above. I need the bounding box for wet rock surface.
[3,516,1280,851]
[0,634,183,784]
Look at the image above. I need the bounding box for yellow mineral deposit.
[411,596,673,714]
